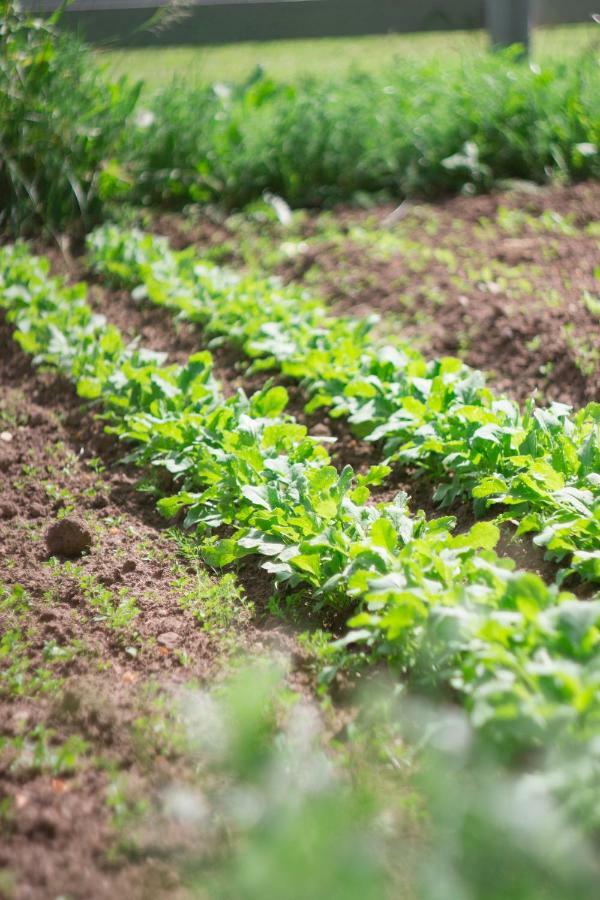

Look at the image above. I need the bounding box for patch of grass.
[169,530,253,635]
[1,725,89,777]
[0,868,16,900]
[177,570,251,633]
[105,772,152,858]
[0,389,29,429]
[563,323,600,376]
[0,584,89,699]
[492,205,580,237]
[47,561,141,632]
[44,481,79,513]
[582,290,600,317]
[99,25,599,92]
[131,692,189,766]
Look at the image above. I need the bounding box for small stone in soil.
[0,431,13,442]
[157,631,179,648]
[46,517,93,558]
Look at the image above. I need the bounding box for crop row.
[2,241,600,820]
[87,226,600,584]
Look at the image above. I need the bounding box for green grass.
[98,24,599,91]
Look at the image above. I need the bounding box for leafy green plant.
[167,663,600,898]
[178,661,390,900]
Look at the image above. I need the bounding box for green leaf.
[241,485,271,509]
[472,476,507,499]
[350,485,370,504]
[157,492,199,517]
[253,386,288,418]
[357,465,391,487]
[290,553,321,579]
[201,538,243,567]
[454,521,499,551]
[370,518,397,553]
[77,377,102,399]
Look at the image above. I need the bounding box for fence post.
[485,0,530,57]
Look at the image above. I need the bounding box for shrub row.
[1,4,598,235]
[126,50,600,209]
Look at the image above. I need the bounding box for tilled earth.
[1,180,599,897]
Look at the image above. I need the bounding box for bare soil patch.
[285,183,600,409]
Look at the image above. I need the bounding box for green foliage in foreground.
[157,661,600,898]
[1,245,599,825]
[124,49,599,209]
[0,2,139,236]
[88,226,600,584]
[181,662,388,899]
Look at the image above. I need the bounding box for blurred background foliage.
[125,50,599,209]
[0,3,598,236]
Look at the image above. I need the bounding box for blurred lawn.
[99,24,598,90]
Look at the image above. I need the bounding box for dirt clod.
[45,516,93,558]
[0,501,18,520]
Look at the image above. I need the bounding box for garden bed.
[1,166,599,900]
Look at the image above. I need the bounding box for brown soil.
[285,182,600,409]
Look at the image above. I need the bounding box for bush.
[0,2,139,237]
[127,50,600,210]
